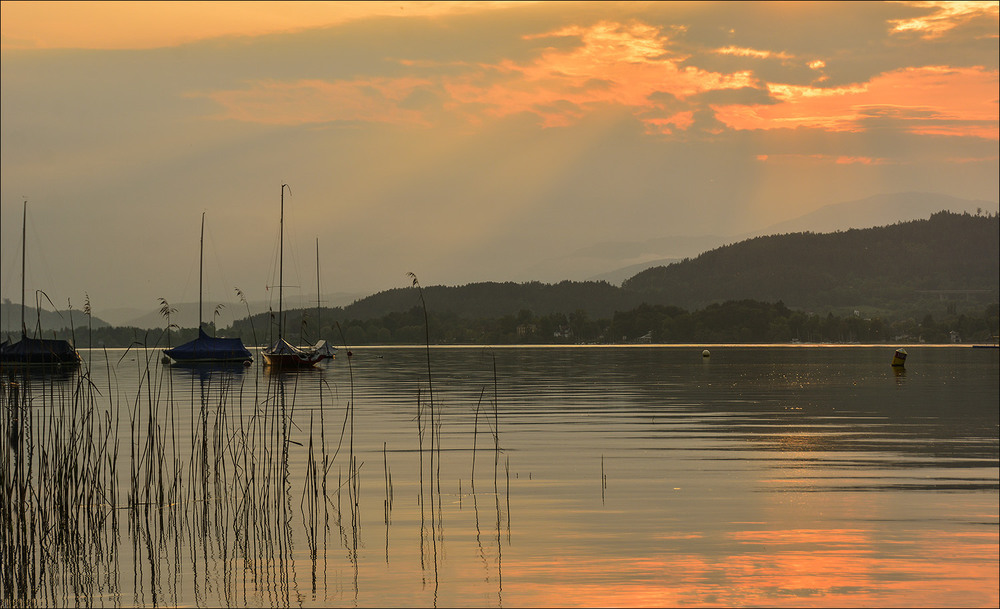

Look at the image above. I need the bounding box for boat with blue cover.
[162,213,252,365]
[163,327,253,364]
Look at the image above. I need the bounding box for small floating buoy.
[891,348,907,367]
[702,349,711,358]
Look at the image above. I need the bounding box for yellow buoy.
[891,348,907,367]
[702,349,710,358]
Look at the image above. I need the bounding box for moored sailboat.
[0,202,81,368]
[162,327,253,364]
[262,184,328,369]
[0,334,81,366]
[162,213,252,365]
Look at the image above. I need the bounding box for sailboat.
[261,185,329,369]
[162,213,253,365]
[0,202,81,367]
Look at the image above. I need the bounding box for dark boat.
[0,335,81,366]
[0,202,81,369]
[162,213,252,365]
[163,328,253,364]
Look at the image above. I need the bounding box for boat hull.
[261,352,323,369]
[163,329,253,365]
[166,355,253,364]
[0,336,81,367]
[261,337,330,369]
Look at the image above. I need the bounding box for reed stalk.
[3,292,523,607]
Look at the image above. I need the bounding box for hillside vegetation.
[334,211,998,320]
[343,280,640,320]
[624,211,999,312]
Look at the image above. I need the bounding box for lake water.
[3,345,997,607]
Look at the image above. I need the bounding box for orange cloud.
[643,111,696,135]
[444,21,755,130]
[715,46,793,60]
[208,20,757,132]
[757,154,885,165]
[199,18,997,143]
[714,65,999,139]
[890,1,1000,39]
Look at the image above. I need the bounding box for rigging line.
[265,220,282,311]
[203,220,242,329]
[25,206,66,309]
[172,227,199,327]
[281,205,308,311]
[0,206,24,301]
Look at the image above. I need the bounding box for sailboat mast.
[199,212,204,332]
[279,184,286,340]
[21,201,26,336]
[316,238,321,340]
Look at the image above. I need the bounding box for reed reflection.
[3,346,995,607]
[4,348,362,607]
[2,363,120,608]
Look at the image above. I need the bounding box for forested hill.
[1,301,112,334]
[337,211,998,320]
[344,280,641,320]
[622,211,999,311]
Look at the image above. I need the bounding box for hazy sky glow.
[1,1,997,318]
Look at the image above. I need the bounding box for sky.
[1,1,998,321]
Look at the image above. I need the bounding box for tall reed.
[2,360,120,607]
[3,285,517,606]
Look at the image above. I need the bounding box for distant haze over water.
[3,192,995,327]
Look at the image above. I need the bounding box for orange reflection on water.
[495,526,998,607]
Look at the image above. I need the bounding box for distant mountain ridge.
[343,280,636,321]
[338,210,998,321]
[752,192,997,237]
[624,210,999,312]
[1,302,111,334]
[572,192,999,286]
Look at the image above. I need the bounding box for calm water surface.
[6,345,998,607]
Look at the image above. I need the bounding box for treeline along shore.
[12,299,999,348]
[3,211,998,347]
